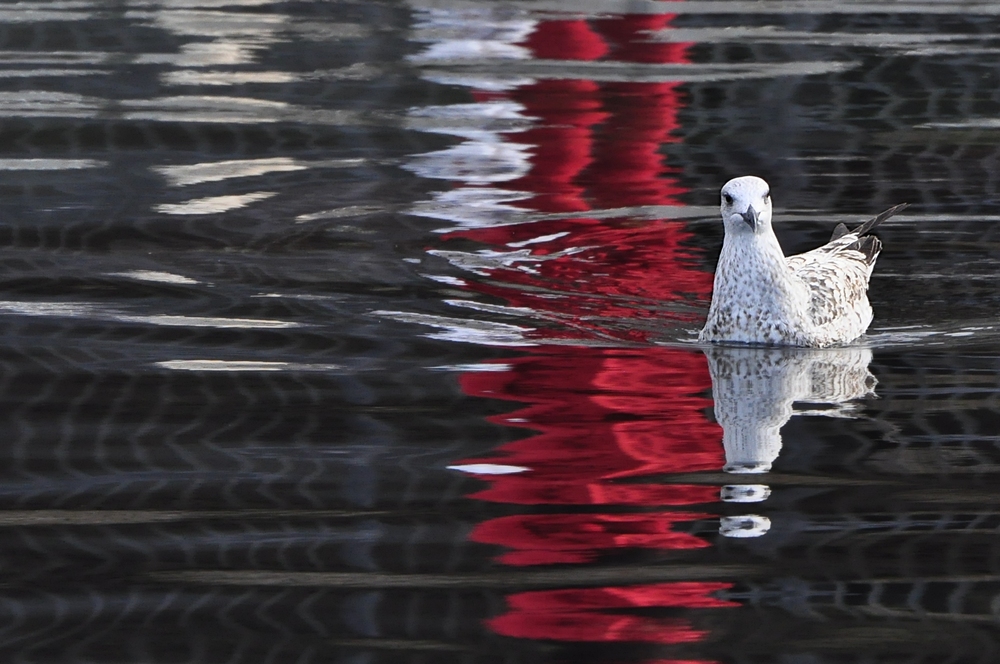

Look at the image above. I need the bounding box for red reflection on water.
[450,218,712,337]
[525,20,609,61]
[444,9,708,337]
[472,513,713,566]
[501,78,607,214]
[488,582,737,643]
[457,348,720,565]
[433,1,736,652]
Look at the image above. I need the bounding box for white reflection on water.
[162,70,299,85]
[154,158,307,187]
[0,91,99,117]
[428,246,588,276]
[127,8,286,39]
[411,187,534,230]
[372,310,535,346]
[0,52,110,64]
[127,7,285,70]
[106,271,199,285]
[0,159,105,170]
[0,301,299,329]
[447,463,530,475]
[116,314,299,329]
[0,69,111,77]
[0,8,89,23]
[430,362,512,372]
[155,191,276,214]
[122,96,292,123]
[137,42,259,67]
[127,0,278,7]
[708,345,873,539]
[406,5,535,64]
[720,515,772,538]
[404,101,536,224]
[405,141,533,184]
[156,360,341,371]
[0,91,357,125]
[295,204,382,223]
[706,345,876,474]
[720,484,771,503]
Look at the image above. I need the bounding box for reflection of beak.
[740,206,758,231]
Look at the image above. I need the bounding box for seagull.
[699,176,907,347]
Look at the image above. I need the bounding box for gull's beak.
[740,206,758,231]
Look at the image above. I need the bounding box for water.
[0,1,999,662]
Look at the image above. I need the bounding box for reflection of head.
[706,346,875,473]
[720,515,771,538]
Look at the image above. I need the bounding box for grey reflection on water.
[707,344,876,474]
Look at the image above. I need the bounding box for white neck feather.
[713,227,809,319]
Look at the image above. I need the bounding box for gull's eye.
[723,193,733,205]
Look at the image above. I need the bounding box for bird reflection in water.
[706,344,876,538]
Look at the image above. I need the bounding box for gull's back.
[785,203,907,340]
[786,230,880,338]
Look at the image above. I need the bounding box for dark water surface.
[1,1,1000,662]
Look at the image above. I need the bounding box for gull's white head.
[720,176,772,236]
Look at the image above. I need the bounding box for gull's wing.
[850,202,909,237]
[828,203,909,243]
[787,238,877,327]
[786,204,907,328]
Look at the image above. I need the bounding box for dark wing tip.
[852,202,909,237]
[854,234,882,264]
[830,222,850,241]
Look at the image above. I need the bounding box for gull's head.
[720,176,772,236]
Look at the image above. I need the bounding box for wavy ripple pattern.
[0,2,996,664]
